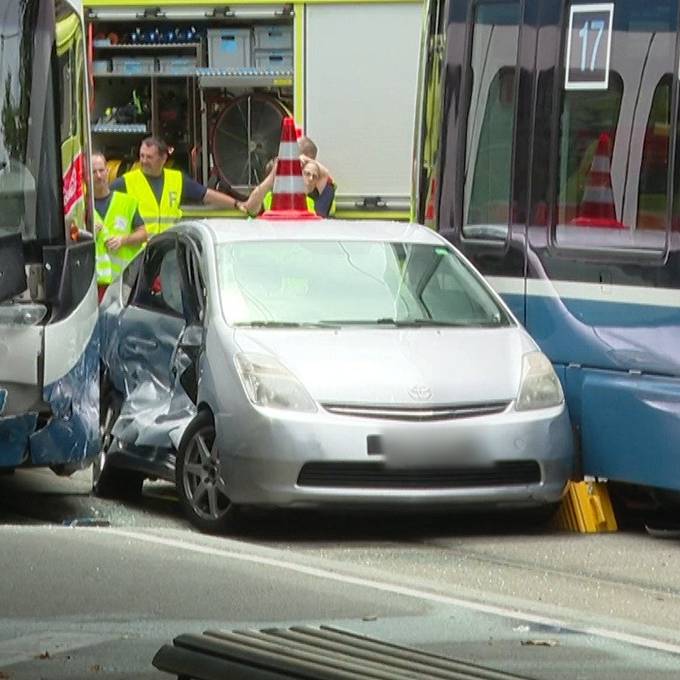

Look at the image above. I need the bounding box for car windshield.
[216,239,512,327]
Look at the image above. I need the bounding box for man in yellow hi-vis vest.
[111,137,244,237]
[93,152,147,302]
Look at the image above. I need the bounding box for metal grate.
[297,461,541,489]
[153,624,539,679]
[322,402,510,421]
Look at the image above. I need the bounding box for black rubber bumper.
[152,624,536,679]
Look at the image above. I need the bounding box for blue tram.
[414,0,680,503]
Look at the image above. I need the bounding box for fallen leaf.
[36,651,50,660]
[89,664,103,672]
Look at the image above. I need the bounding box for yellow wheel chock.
[554,480,618,533]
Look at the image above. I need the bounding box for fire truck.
[85,0,422,220]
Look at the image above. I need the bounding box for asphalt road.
[0,468,679,679]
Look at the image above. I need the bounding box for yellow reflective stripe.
[124,169,183,236]
[109,253,130,267]
[263,191,315,212]
[159,169,183,222]
[95,192,142,279]
[95,207,112,283]
[124,169,161,227]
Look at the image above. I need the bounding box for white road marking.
[105,528,680,657]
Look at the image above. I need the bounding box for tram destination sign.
[565,3,614,90]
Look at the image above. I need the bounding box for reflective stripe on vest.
[95,191,142,285]
[263,188,336,216]
[123,168,183,236]
[263,191,315,212]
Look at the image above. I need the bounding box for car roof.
[179,219,446,247]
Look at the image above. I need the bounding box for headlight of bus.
[0,303,47,326]
[515,351,564,411]
[234,353,317,413]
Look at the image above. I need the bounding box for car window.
[133,238,183,317]
[179,240,206,323]
[216,240,511,327]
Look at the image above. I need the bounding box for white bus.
[0,0,98,475]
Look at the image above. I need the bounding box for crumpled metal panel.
[100,285,196,451]
[0,413,37,467]
[30,329,100,465]
[111,369,195,450]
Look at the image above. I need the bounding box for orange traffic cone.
[571,132,624,229]
[260,117,320,221]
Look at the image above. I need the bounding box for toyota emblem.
[408,385,432,401]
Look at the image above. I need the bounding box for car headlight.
[515,351,564,411]
[234,353,317,413]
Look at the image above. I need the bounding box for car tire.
[93,387,144,500]
[94,465,145,500]
[176,410,235,533]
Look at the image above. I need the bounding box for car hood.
[233,327,533,406]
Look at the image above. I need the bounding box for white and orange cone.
[260,116,320,221]
[572,132,624,229]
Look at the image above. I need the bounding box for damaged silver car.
[97,219,574,532]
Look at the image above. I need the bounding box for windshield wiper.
[234,320,339,329]
[376,318,469,327]
[321,318,469,327]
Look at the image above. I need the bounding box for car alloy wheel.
[178,415,232,530]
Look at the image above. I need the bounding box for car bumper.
[215,403,574,509]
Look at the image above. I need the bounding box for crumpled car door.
[107,237,195,450]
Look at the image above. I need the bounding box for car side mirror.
[0,233,27,303]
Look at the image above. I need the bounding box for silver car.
[98,219,574,532]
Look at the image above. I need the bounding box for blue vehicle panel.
[0,326,99,468]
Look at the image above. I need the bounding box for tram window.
[638,77,671,231]
[554,1,676,252]
[669,77,680,232]
[463,1,520,240]
[555,79,623,226]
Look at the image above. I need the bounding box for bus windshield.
[0,0,62,244]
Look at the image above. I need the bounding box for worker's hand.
[235,201,248,214]
[105,236,124,251]
[94,221,104,235]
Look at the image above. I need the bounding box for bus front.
[0,0,98,474]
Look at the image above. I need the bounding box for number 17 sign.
[564,3,614,90]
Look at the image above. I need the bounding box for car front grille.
[297,461,541,489]
[321,401,510,421]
